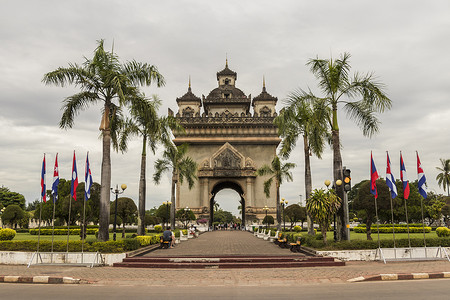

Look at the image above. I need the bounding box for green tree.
[352,179,391,240]
[256,155,295,231]
[436,158,450,196]
[275,94,329,235]
[112,197,138,238]
[176,208,196,229]
[0,187,26,209]
[214,209,234,224]
[284,204,306,230]
[262,215,275,227]
[306,188,341,244]
[303,53,391,240]
[119,95,180,235]
[43,40,164,241]
[1,205,25,229]
[155,204,172,227]
[153,143,198,228]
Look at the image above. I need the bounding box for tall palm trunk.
[137,137,147,236]
[99,128,111,241]
[170,170,177,229]
[276,182,281,231]
[332,127,347,241]
[303,135,314,235]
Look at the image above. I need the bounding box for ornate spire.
[226,53,228,68]
[263,76,266,92]
[188,75,191,92]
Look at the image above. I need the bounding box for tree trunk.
[122,224,126,238]
[276,182,281,231]
[366,220,373,240]
[137,137,147,236]
[303,134,315,235]
[321,223,328,245]
[332,117,348,241]
[98,126,111,241]
[170,170,177,229]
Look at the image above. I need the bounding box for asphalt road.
[2,279,449,300]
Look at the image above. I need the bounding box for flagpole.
[374,195,381,249]
[420,196,427,257]
[388,193,397,253]
[51,196,56,263]
[66,196,72,254]
[404,198,411,250]
[37,153,45,257]
[37,197,43,254]
[82,196,86,263]
[416,151,427,257]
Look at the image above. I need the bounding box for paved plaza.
[1,231,450,286]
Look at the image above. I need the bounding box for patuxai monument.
[169,61,281,226]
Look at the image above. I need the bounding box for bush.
[293,226,302,232]
[353,226,432,234]
[135,235,161,246]
[154,225,163,233]
[436,227,450,237]
[0,228,16,241]
[29,228,98,235]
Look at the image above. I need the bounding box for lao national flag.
[386,152,398,198]
[52,153,59,203]
[417,152,427,199]
[85,152,93,201]
[41,154,46,202]
[400,152,410,200]
[370,152,379,198]
[71,151,78,201]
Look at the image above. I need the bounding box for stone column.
[246,177,253,207]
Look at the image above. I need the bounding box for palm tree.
[306,188,341,244]
[275,91,330,235]
[42,40,165,241]
[436,158,450,196]
[153,143,198,228]
[304,53,391,240]
[256,156,296,231]
[119,95,182,235]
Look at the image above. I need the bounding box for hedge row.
[29,229,98,235]
[436,227,450,237]
[300,235,450,250]
[135,235,161,246]
[0,228,16,241]
[0,239,140,253]
[353,226,432,234]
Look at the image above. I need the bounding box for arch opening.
[209,181,245,228]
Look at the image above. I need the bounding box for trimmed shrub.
[436,227,450,237]
[29,228,98,235]
[0,228,16,241]
[353,226,431,234]
[154,225,163,233]
[135,235,160,246]
[293,226,302,233]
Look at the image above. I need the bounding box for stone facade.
[171,62,280,225]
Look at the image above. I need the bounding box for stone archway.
[209,181,245,227]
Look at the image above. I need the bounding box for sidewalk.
[1,260,450,285]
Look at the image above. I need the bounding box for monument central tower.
[170,61,280,226]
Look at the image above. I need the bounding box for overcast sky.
[1,1,449,217]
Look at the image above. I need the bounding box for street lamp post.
[263,205,269,231]
[185,206,190,229]
[163,201,172,229]
[281,198,288,232]
[111,184,127,241]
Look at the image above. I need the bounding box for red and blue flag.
[71,151,78,201]
[85,152,93,201]
[41,154,46,202]
[417,152,427,199]
[386,152,398,198]
[400,152,410,200]
[52,153,59,203]
[370,152,379,198]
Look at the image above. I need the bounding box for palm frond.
[344,101,380,137]
[263,177,273,197]
[59,91,99,129]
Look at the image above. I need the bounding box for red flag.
[370,152,379,198]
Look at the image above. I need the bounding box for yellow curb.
[412,273,429,279]
[347,276,365,282]
[443,272,450,278]
[380,274,398,280]
[63,277,80,284]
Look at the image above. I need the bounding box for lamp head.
[121,184,127,191]
[324,180,331,187]
[335,179,342,186]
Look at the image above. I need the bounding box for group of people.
[162,225,198,248]
[210,223,242,231]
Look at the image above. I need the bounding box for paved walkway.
[146,230,303,257]
[1,231,450,286]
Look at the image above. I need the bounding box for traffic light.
[343,168,351,192]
